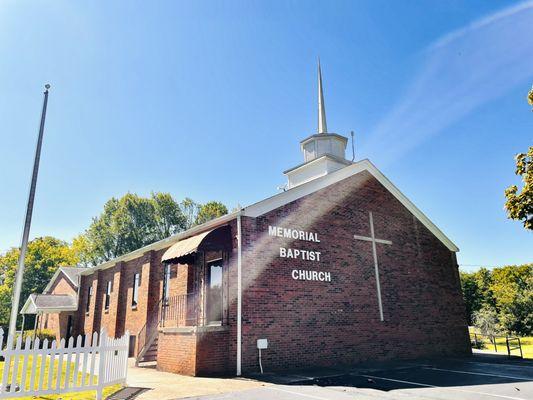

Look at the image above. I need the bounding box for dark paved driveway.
[185,355,533,400]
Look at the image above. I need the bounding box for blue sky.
[0,0,532,270]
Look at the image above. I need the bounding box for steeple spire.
[317,59,328,134]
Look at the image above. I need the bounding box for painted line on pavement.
[360,374,527,400]
[424,367,531,381]
[463,361,533,371]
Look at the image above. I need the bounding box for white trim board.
[243,159,459,252]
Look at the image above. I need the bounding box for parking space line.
[424,367,531,381]
[464,361,533,371]
[267,386,336,400]
[360,374,526,400]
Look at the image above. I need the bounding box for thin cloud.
[362,1,533,165]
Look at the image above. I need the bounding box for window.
[132,273,140,308]
[206,260,223,324]
[86,286,93,313]
[163,264,171,302]
[104,281,112,311]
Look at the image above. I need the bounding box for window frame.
[104,281,112,311]
[132,272,140,309]
[86,285,93,314]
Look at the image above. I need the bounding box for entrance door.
[66,315,73,341]
[206,260,223,324]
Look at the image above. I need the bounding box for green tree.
[461,264,533,336]
[195,201,228,225]
[490,264,533,335]
[180,198,201,230]
[473,305,500,343]
[460,271,482,325]
[74,192,186,265]
[152,192,187,237]
[504,146,533,230]
[0,237,78,329]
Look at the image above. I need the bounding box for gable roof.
[20,293,78,314]
[243,159,459,252]
[75,158,458,278]
[43,266,86,294]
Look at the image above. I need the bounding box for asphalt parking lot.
[187,355,533,400]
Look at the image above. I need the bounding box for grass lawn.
[0,355,122,399]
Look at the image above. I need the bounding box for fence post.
[506,336,509,357]
[124,331,130,383]
[96,329,108,400]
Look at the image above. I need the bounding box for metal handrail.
[136,297,164,361]
[469,332,524,359]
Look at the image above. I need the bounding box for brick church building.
[23,65,471,376]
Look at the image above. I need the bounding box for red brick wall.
[45,273,79,340]
[66,168,468,376]
[76,251,167,341]
[47,272,77,296]
[196,327,230,375]
[78,274,99,335]
[157,327,230,376]
[157,329,197,375]
[45,312,76,342]
[237,171,470,372]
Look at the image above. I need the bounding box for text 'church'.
[23,65,471,376]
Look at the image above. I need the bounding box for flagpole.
[8,84,51,337]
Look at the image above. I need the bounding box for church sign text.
[268,225,331,283]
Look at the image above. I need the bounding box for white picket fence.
[0,329,129,399]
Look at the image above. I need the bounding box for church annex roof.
[20,293,78,314]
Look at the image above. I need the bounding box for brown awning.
[161,229,214,263]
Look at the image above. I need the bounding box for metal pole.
[33,313,39,341]
[8,85,51,337]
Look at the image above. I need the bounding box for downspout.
[236,210,243,376]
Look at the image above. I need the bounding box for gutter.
[80,211,239,276]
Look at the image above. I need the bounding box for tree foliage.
[180,198,201,230]
[504,146,533,230]
[473,306,500,341]
[195,201,228,225]
[74,193,228,265]
[73,193,187,265]
[460,264,532,336]
[0,237,78,328]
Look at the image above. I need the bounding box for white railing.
[0,329,129,400]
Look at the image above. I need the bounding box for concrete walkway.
[125,360,265,400]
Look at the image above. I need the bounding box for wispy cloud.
[362,1,533,164]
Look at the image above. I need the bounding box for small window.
[104,281,112,311]
[163,264,171,302]
[132,273,140,308]
[86,286,93,313]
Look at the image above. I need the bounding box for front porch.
[135,225,233,376]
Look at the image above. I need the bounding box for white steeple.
[318,59,328,134]
[283,61,352,189]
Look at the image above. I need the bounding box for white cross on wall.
[353,211,392,322]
